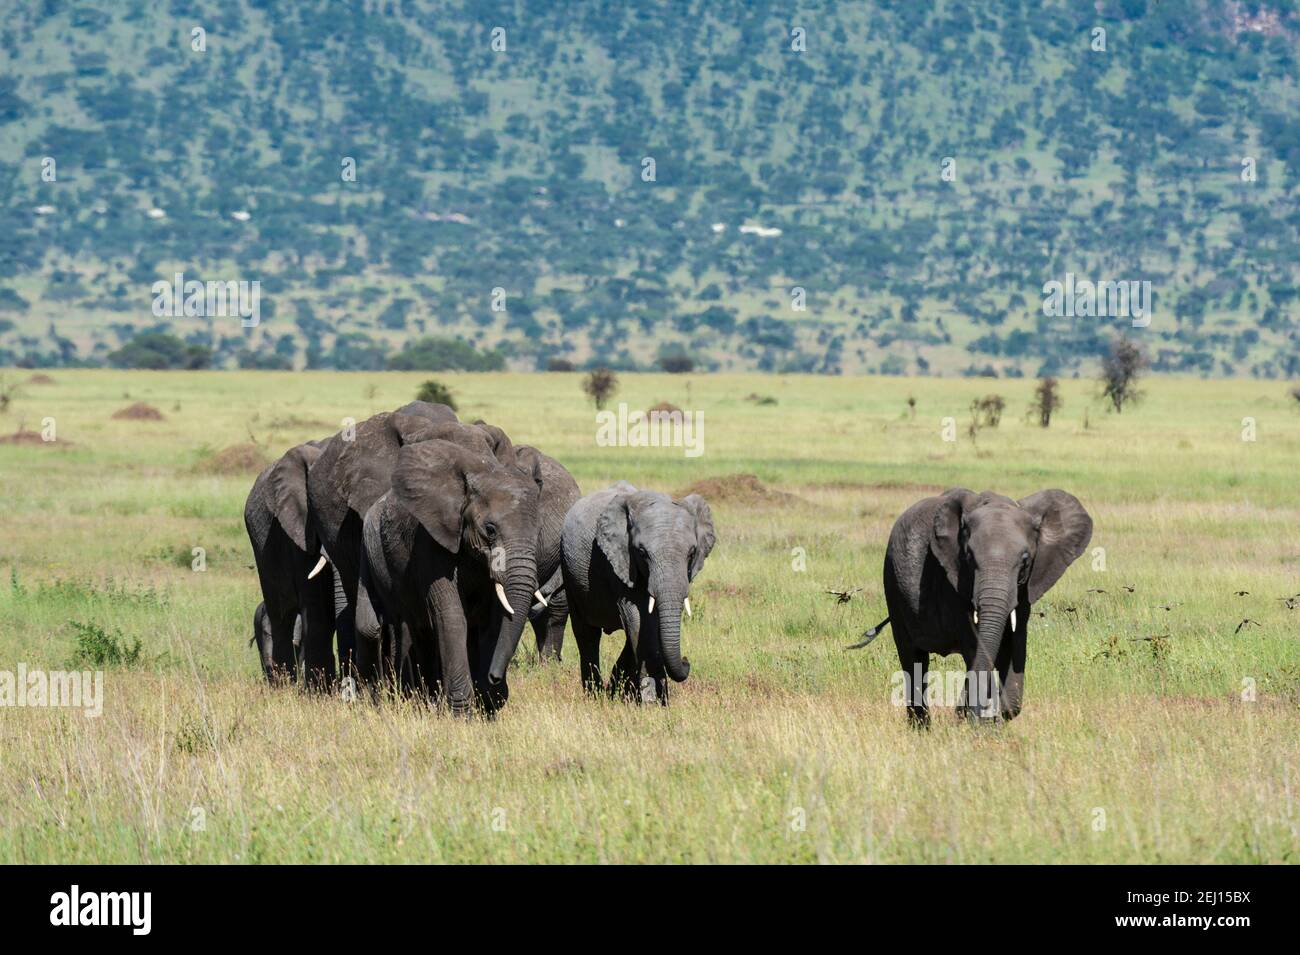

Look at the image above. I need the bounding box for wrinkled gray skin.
[243,440,334,683]
[880,487,1092,725]
[361,432,543,715]
[304,402,457,689]
[561,483,716,705]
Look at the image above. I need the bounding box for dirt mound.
[112,402,166,421]
[677,473,795,505]
[647,401,682,414]
[27,373,56,385]
[0,429,65,446]
[201,443,271,476]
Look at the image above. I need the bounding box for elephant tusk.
[534,589,548,608]
[1010,609,1017,632]
[683,596,692,618]
[495,582,515,616]
[973,610,979,625]
[647,594,656,615]
[308,554,329,580]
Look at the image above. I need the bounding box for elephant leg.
[332,566,356,685]
[892,625,930,728]
[262,605,297,684]
[996,611,1027,721]
[607,639,642,701]
[352,576,383,694]
[572,617,603,695]
[300,574,337,691]
[427,577,472,714]
[535,591,568,662]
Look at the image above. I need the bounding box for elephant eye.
[1021,550,1030,563]
[484,522,498,539]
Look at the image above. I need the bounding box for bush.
[972,394,1005,428]
[582,368,619,410]
[546,357,576,372]
[1031,377,1062,427]
[386,336,504,372]
[659,352,694,374]
[108,332,211,370]
[68,621,143,667]
[416,379,457,411]
[1100,337,1148,413]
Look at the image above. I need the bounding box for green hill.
[2,0,1298,376]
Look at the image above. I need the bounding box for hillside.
[1,0,1298,376]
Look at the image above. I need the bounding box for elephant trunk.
[487,546,538,684]
[969,569,1015,718]
[653,590,691,683]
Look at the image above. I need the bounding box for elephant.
[304,401,457,689]
[243,440,335,683]
[856,487,1093,725]
[560,483,716,705]
[360,433,545,714]
[251,602,301,681]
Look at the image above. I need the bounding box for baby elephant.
[561,483,715,705]
[859,488,1092,725]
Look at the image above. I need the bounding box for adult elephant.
[244,440,334,683]
[362,435,543,714]
[304,401,457,689]
[561,483,715,705]
[856,488,1092,725]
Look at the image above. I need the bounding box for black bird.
[1153,603,1177,611]
[1234,619,1260,635]
[1234,590,1250,597]
[1087,588,1107,594]
[825,588,863,604]
[1278,597,1299,610]
[1122,585,1136,593]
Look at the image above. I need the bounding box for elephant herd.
[243,401,716,714]
[245,399,1094,723]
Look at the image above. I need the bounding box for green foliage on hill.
[1,0,1298,376]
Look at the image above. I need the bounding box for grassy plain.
[0,370,1297,863]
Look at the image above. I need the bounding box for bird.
[1234,590,1250,597]
[825,588,862,604]
[1122,585,1136,593]
[1233,619,1260,634]
[1153,603,1177,611]
[1087,588,1107,594]
[1278,597,1299,610]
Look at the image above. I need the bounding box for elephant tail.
[845,616,890,650]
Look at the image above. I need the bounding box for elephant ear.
[676,494,716,581]
[512,446,547,490]
[391,439,493,554]
[930,487,978,591]
[471,420,516,463]
[270,442,322,552]
[1018,489,1094,603]
[595,494,634,588]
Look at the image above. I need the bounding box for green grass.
[0,369,1297,862]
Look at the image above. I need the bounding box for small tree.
[659,352,694,374]
[1100,336,1148,413]
[972,394,1005,428]
[416,379,457,411]
[582,368,619,410]
[545,357,576,372]
[1031,376,1062,427]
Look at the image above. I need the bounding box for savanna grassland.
[0,369,1297,863]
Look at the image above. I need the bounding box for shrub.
[1031,377,1062,427]
[386,336,504,372]
[108,332,211,370]
[68,621,143,667]
[1100,336,1148,413]
[416,379,457,410]
[582,368,619,410]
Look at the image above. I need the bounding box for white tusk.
[534,589,548,607]
[683,597,692,618]
[973,610,979,625]
[647,595,656,615]
[495,582,515,616]
[1010,609,1017,632]
[308,555,329,580]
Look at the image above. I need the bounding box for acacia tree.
[582,367,619,410]
[1101,336,1148,413]
[1032,376,1063,427]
